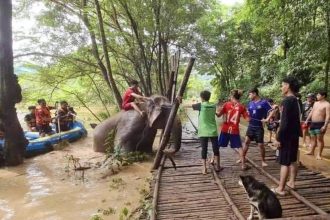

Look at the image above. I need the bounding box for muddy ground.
[0,130,152,220]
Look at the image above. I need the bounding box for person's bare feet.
[236,159,241,164]
[202,167,207,175]
[286,182,295,190]
[316,155,322,160]
[272,187,286,196]
[261,161,268,167]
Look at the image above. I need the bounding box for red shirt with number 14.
[219,101,249,135]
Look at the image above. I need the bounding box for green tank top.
[198,102,218,137]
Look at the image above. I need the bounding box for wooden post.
[0,0,28,165]
[171,49,180,103]
[166,70,175,100]
[152,57,195,170]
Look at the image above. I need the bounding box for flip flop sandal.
[214,166,224,172]
[271,187,286,196]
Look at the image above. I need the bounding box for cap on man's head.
[307,93,315,98]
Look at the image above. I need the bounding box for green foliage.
[13,0,330,114]
[104,129,117,155]
[90,214,103,220]
[119,207,129,220]
[192,0,330,99]
[97,207,116,216]
[109,177,126,190]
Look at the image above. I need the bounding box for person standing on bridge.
[272,77,301,196]
[242,88,272,167]
[304,91,330,160]
[216,89,249,170]
[190,90,220,174]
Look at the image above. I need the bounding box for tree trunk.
[0,0,28,166]
[152,57,195,170]
[154,0,164,95]
[162,39,170,91]
[325,10,330,94]
[94,0,122,108]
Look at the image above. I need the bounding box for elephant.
[93,95,182,154]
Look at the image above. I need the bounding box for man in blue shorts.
[242,88,272,167]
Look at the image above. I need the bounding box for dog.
[238,175,282,220]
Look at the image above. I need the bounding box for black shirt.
[24,113,36,127]
[278,96,302,142]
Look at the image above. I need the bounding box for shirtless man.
[305,91,330,160]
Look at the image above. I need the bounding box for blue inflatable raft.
[0,121,87,157]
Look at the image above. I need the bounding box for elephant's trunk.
[93,113,121,152]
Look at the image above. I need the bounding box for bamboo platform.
[150,125,330,220]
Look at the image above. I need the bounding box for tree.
[0,0,28,165]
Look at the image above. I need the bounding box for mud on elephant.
[93,95,182,154]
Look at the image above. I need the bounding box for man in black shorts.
[272,77,301,196]
[243,88,272,167]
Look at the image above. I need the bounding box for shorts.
[267,122,279,132]
[122,102,133,111]
[278,136,299,166]
[218,132,242,148]
[37,124,53,135]
[301,122,310,130]
[246,127,264,143]
[309,122,324,136]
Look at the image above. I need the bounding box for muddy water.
[0,132,152,220]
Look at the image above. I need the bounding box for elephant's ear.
[148,106,162,127]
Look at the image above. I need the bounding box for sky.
[219,0,244,6]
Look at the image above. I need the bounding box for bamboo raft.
[150,125,330,220]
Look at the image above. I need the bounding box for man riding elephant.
[93,95,181,154]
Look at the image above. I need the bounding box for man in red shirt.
[35,99,54,137]
[216,89,249,170]
[122,80,149,116]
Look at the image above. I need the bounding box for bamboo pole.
[211,168,245,220]
[171,50,181,103]
[152,57,195,170]
[151,156,165,220]
[244,153,328,216]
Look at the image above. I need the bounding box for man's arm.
[216,105,224,117]
[242,107,250,122]
[321,103,330,132]
[305,106,314,124]
[131,93,149,100]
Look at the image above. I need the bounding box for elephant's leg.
[135,127,157,153]
[170,117,182,152]
[163,116,182,160]
[93,113,121,152]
